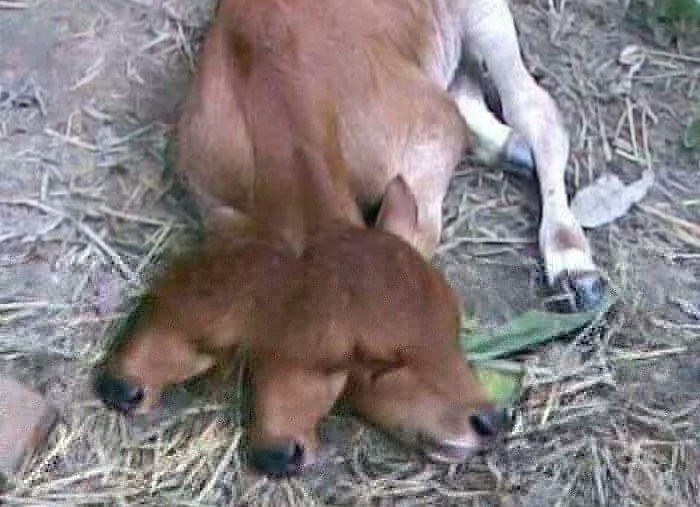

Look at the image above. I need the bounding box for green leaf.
[682,118,700,149]
[461,290,616,362]
[474,365,523,404]
[653,0,700,20]
[460,290,616,403]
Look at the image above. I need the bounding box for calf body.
[179,0,605,306]
[95,0,605,475]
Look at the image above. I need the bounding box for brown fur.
[99,0,499,468]
[177,0,469,254]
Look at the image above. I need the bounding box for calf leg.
[449,56,535,177]
[453,0,605,311]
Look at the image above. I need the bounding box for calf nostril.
[470,408,512,438]
[92,371,145,414]
[250,441,305,477]
[470,413,495,438]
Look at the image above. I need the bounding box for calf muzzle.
[250,441,305,477]
[92,370,145,414]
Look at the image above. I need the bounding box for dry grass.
[0,0,699,505]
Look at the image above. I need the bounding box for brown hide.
[95,0,508,473]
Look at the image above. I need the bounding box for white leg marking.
[539,204,596,284]
[456,0,598,283]
[449,71,511,165]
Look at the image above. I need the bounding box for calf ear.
[375,176,419,245]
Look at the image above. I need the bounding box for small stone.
[0,376,58,477]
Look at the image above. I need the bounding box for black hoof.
[548,271,607,313]
[502,133,536,179]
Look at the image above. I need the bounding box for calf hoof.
[548,271,606,313]
[502,132,535,179]
[250,442,305,477]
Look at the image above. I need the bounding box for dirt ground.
[0,0,698,505]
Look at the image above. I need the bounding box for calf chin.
[359,402,512,465]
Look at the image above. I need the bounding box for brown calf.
[94,0,606,476]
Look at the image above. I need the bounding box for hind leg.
[449,56,535,178]
[451,0,605,311]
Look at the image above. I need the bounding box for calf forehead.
[292,232,459,350]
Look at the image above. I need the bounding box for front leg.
[453,0,606,311]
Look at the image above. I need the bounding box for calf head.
[93,179,511,476]
[251,239,508,473]
[92,242,295,413]
[244,180,511,474]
